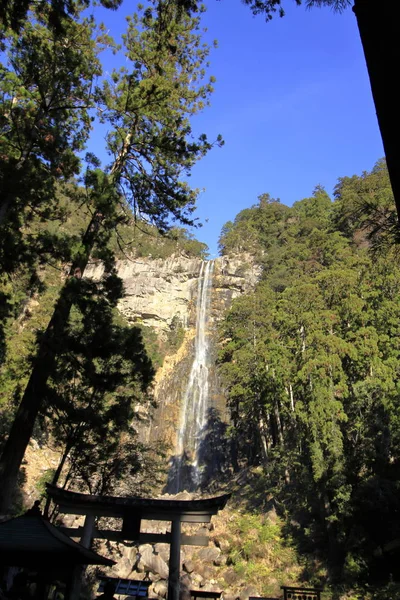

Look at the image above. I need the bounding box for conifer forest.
[1,0,400,599]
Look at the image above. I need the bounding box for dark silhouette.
[97,581,117,600]
[166,407,232,494]
[197,407,232,489]
[7,573,32,600]
[24,501,41,517]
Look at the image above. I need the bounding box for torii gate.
[46,484,230,600]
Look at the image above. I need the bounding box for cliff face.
[87,253,258,334]
[87,253,259,487]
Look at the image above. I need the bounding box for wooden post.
[168,518,181,600]
[80,514,95,548]
[65,514,95,600]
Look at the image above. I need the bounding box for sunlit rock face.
[87,253,258,333]
[139,254,259,493]
[86,253,260,492]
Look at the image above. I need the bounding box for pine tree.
[0,0,220,512]
[218,163,400,578]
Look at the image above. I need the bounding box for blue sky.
[92,0,384,257]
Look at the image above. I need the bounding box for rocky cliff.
[86,253,259,334]
[86,253,260,473]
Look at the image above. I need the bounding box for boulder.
[154,543,170,563]
[183,559,195,574]
[213,555,227,567]
[138,546,169,580]
[223,569,238,587]
[193,564,213,580]
[114,557,133,579]
[152,581,168,598]
[212,537,230,553]
[239,586,259,600]
[197,547,221,563]
[128,547,140,564]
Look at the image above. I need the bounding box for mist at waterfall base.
[166,261,230,494]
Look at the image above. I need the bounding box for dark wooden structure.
[190,590,222,600]
[0,511,114,600]
[281,586,323,600]
[0,512,113,569]
[98,577,151,597]
[46,484,230,600]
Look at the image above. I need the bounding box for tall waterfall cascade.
[86,253,260,493]
[169,260,215,493]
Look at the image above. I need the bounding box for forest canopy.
[218,158,400,583]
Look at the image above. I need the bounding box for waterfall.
[169,260,214,493]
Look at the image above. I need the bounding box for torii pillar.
[169,517,182,600]
[46,484,230,600]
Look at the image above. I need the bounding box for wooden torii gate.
[46,484,230,600]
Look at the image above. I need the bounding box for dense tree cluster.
[218,160,400,583]
[0,0,218,512]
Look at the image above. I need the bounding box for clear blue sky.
[92,0,384,257]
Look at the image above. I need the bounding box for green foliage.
[218,194,288,256]
[0,0,217,511]
[108,223,208,260]
[218,160,400,586]
[225,509,302,595]
[35,468,56,498]
[167,315,186,353]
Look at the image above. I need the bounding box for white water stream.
[173,260,214,492]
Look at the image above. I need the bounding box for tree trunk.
[0,213,102,514]
[353,0,400,218]
[258,415,269,464]
[43,438,75,519]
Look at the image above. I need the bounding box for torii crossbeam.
[46,484,230,600]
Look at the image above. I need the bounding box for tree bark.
[43,437,75,518]
[353,0,400,219]
[0,213,102,514]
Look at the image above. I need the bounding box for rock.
[115,557,133,578]
[183,560,195,574]
[193,564,213,580]
[191,573,202,587]
[85,254,259,336]
[213,555,227,567]
[30,439,40,451]
[239,586,259,600]
[267,507,279,524]
[180,584,192,600]
[136,561,146,573]
[128,547,140,563]
[139,546,169,579]
[152,581,168,598]
[197,547,221,563]
[154,543,170,563]
[212,537,230,553]
[181,574,192,589]
[223,570,238,586]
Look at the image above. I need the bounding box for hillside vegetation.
[0,194,207,508]
[2,157,400,600]
[217,159,400,591]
